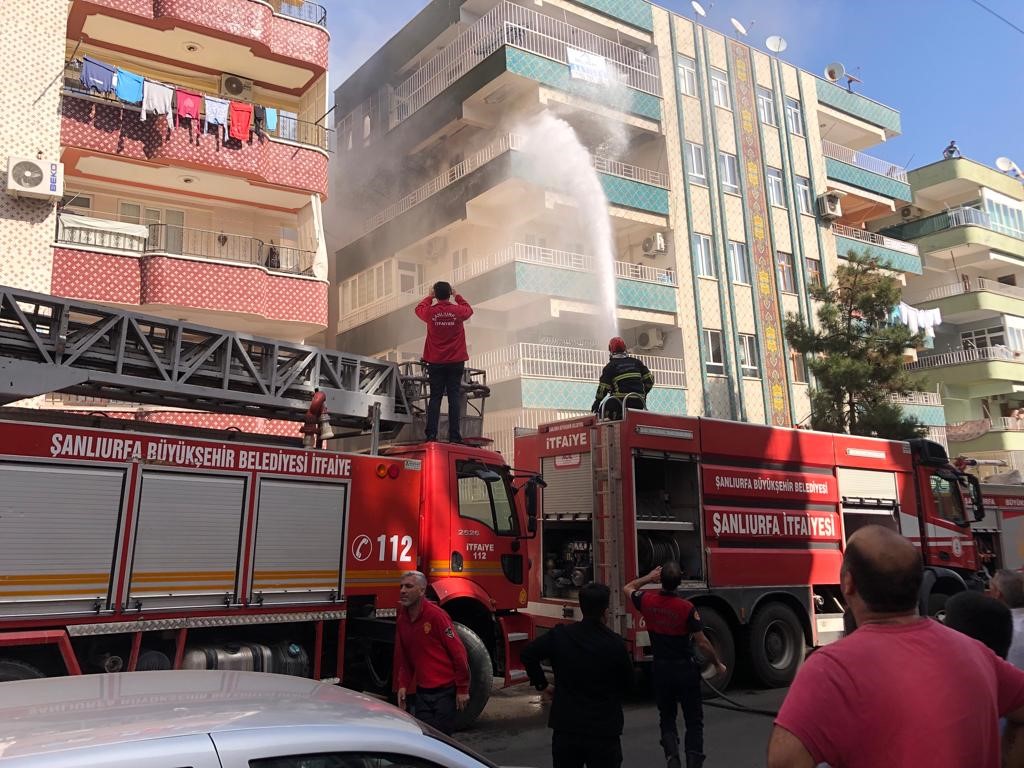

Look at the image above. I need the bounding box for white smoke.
[517,111,618,342]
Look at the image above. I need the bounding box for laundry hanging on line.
[115,68,143,104]
[175,89,202,126]
[228,101,254,142]
[897,302,943,338]
[80,56,115,95]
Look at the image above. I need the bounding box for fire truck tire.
[0,658,46,682]
[927,592,949,619]
[696,606,734,698]
[748,602,805,688]
[452,622,491,731]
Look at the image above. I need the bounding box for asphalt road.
[458,682,789,768]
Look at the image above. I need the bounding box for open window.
[456,460,518,535]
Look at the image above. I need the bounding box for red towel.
[228,101,254,141]
[176,89,201,127]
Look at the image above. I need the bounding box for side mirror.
[524,475,545,536]
[966,474,984,523]
[464,460,500,483]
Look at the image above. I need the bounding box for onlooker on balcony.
[943,140,962,160]
[415,282,473,443]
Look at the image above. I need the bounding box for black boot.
[685,752,705,768]
[661,734,681,768]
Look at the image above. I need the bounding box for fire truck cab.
[516,410,983,690]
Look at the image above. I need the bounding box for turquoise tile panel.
[599,174,670,214]
[505,49,662,120]
[899,403,946,427]
[569,0,653,30]
[521,379,686,413]
[825,158,912,201]
[514,263,678,312]
[835,234,923,275]
[815,79,901,134]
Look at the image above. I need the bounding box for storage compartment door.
[250,479,347,605]
[128,471,246,610]
[0,463,126,616]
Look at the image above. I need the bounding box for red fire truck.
[516,410,984,690]
[0,286,536,727]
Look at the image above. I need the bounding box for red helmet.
[608,336,627,354]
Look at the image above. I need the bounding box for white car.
[0,670,509,767]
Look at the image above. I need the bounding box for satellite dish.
[766,35,788,53]
[824,61,846,82]
[730,17,748,36]
[691,1,707,17]
[996,157,1015,172]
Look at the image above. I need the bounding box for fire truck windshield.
[930,470,968,526]
[457,460,519,535]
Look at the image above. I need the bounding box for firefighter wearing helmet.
[592,336,654,419]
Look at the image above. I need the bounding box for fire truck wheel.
[748,602,805,688]
[0,658,46,682]
[696,606,734,699]
[927,592,949,620]
[452,622,492,731]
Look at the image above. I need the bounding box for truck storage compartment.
[633,453,703,581]
[541,523,593,600]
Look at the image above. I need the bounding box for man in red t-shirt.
[768,525,1024,768]
[414,281,473,443]
[394,570,470,734]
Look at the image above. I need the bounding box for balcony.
[905,346,1024,400]
[71,0,329,76]
[61,87,329,203]
[572,0,654,30]
[880,207,1024,261]
[831,223,921,274]
[888,391,945,427]
[338,243,678,334]
[913,276,1024,323]
[471,343,686,414]
[821,139,912,201]
[946,417,1024,453]
[814,78,901,135]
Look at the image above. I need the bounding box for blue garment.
[115,68,143,104]
[81,56,115,94]
[265,107,278,131]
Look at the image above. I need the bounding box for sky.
[326,0,1024,173]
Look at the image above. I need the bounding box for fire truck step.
[506,632,529,642]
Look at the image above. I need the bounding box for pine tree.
[784,251,926,440]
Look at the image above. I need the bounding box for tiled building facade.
[328,0,942,454]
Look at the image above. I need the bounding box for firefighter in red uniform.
[624,562,726,768]
[395,570,470,734]
[415,281,473,443]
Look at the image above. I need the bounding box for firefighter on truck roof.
[592,336,654,419]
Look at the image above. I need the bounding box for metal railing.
[385,1,660,131]
[906,346,1024,370]
[947,417,1024,442]
[831,223,919,256]
[471,343,686,388]
[56,210,148,252]
[593,155,669,188]
[881,206,1001,243]
[269,0,327,28]
[821,139,908,182]
[145,225,313,275]
[917,276,1024,303]
[889,391,942,406]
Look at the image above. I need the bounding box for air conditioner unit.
[6,157,63,200]
[636,326,665,350]
[816,192,844,221]
[425,236,447,261]
[641,232,667,257]
[220,74,254,101]
[900,205,922,219]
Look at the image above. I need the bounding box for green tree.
[784,251,926,440]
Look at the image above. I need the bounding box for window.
[984,199,1024,239]
[687,142,707,184]
[998,274,1018,287]
[777,251,796,293]
[692,233,715,278]
[790,350,808,383]
[343,261,395,312]
[805,257,823,289]
[718,152,739,195]
[119,202,185,253]
[961,326,1005,350]
[60,192,91,210]
[728,240,750,284]
[766,167,785,207]
[397,261,423,294]
[710,68,731,109]
[756,86,776,126]
[457,460,518,535]
[703,329,725,375]
[677,56,697,97]
[451,248,469,272]
[785,98,804,135]
[930,472,967,526]
[738,334,760,377]
[795,176,814,215]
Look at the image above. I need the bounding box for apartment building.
[328,0,943,454]
[891,157,1024,470]
[0,0,331,426]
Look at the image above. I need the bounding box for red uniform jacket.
[395,599,470,694]
[415,295,473,364]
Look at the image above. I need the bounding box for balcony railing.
[917,276,1024,304]
[269,0,327,28]
[831,223,919,256]
[905,346,1024,371]
[471,343,686,388]
[821,139,908,182]
[593,156,669,188]
[947,417,1024,443]
[880,206,1010,244]
[339,243,678,331]
[385,1,660,131]
[889,391,942,407]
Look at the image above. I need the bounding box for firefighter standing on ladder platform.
[592,337,654,419]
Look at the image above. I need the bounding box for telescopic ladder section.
[0,285,411,433]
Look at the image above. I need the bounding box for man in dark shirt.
[521,582,634,768]
[592,336,654,419]
[625,563,726,768]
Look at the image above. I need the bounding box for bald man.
[767,525,1024,768]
